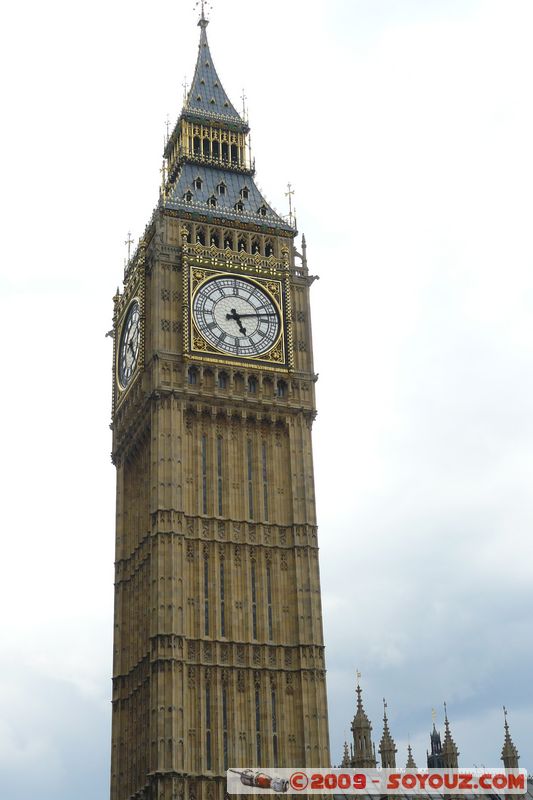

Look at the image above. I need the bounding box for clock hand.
[226,309,247,335]
[231,312,277,318]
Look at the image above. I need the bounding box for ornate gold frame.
[185,265,288,369]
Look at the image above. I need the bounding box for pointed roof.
[501,706,520,768]
[184,15,244,126]
[406,743,417,769]
[442,703,459,768]
[378,699,397,768]
[429,722,442,755]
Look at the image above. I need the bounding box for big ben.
[110,8,330,800]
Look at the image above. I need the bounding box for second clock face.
[118,300,140,388]
[193,275,281,357]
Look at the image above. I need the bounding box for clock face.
[193,275,281,358]
[118,301,140,388]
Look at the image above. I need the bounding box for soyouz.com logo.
[227,768,528,795]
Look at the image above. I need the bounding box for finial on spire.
[383,698,388,722]
[431,707,437,725]
[355,671,363,710]
[285,182,295,227]
[195,0,211,27]
[125,231,134,262]
[165,114,171,143]
[444,702,449,725]
[503,705,508,728]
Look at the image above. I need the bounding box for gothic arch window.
[222,142,229,161]
[188,367,198,385]
[184,190,193,202]
[212,140,220,158]
[248,376,257,394]
[238,236,247,252]
[265,240,274,257]
[217,182,227,196]
[231,144,238,163]
[218,371,228,389]
[194,176,203,190]
[210,231,220,247]
[193,136,201,155]
[235,200,244,212]
[224,232,234,249]
[207,195,217,208]
[183,224,192,243]
[203,138,210,157]
[277,380,287,398]
[251,237,260,254]
[258,205,267,217]
[196,228,206,245]
[240,187,250,200]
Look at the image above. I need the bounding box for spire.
[427,709,444,768]
[406,743,417,769]
[184,13,243,124]
[351,676,377,768]
[341,741,351,768]
[378,699,397,768]
[441,703,459,768]
[501,706,519,769]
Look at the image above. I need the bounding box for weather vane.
[182,76,189,104]
[241,89,247,119]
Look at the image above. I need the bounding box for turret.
[351,679,377,768]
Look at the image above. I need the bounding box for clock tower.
[110,10,330,800]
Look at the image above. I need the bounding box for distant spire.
[427,710,443,768]
[341,741,351,768]
[501,706,519,769]
[378,698,397,768]
[406,742,417,769]
[351,676,376,768]
[441,703,459,768]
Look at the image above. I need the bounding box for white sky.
[1,1,532,797]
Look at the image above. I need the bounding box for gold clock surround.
[186,264,288,369]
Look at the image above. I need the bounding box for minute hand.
[229,312,277,318]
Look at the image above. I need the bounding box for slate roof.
[184,20,244,126]
[164,163,293,232]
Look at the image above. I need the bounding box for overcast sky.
[1,1,532,797]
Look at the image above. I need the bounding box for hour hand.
[226,309,247,335]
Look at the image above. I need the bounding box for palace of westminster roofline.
[338,683,526,775]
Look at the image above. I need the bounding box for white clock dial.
[193,275,281,357]
[118,301,140,388]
